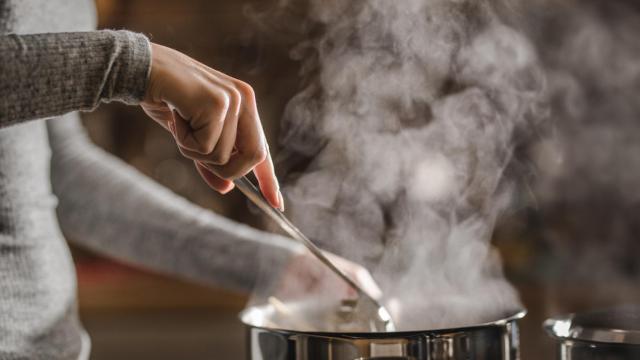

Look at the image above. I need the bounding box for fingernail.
[220,182,235,195]
[277,190,285,212]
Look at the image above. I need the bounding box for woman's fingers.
[143,42,281,207]
[206,141,267,181]
[173,86,240,165]
[173,94,227,155]
[194,161,234,194]
[205,82,275,195]
[253,147,282,210]
[276,251,364,302]
[208,87,241,165]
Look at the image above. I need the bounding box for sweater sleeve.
[0,30,150,127]
[47,114,302,293]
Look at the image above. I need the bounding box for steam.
[520,0,640,310]
[265,0,545,330]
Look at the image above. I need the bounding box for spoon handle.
[233,176,370,299]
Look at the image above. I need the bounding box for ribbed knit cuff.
[105,30,151,105]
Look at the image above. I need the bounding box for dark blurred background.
[74,0,640,359]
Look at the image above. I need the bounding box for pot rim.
[544,306,640,346]
[240,305,526,336]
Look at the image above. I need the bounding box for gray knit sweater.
[0,1,298,359]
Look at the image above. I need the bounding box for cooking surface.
[77,293,550,359]
[83,310,244,360]
[75,263,623,360]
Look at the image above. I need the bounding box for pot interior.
[241,299,526,335]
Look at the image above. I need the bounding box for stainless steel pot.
[544,306,640,359]
[241,304,526,360]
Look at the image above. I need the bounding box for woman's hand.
[261,250,383,331]
[275,250,382,302]
[141,43,283,210]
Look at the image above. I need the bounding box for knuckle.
[191,117,224,155]
[209,93,230,113]
[199,140,216,155]
[247,144,268,165]
[225,88,242,115]
[229,88,242,105]
[186,131,212,154]
[184,133,215,155]
[208,151,231,165]
[235,81,255,99]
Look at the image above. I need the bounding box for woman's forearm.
[48,115,301,293]
[0,30,150,127]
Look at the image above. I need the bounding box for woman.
[0,0,375,358]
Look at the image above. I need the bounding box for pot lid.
[544,305,640,345]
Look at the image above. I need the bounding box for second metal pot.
[544,305,640,359]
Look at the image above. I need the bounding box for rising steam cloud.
[521,0,640,309]
[268,0,546,330]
